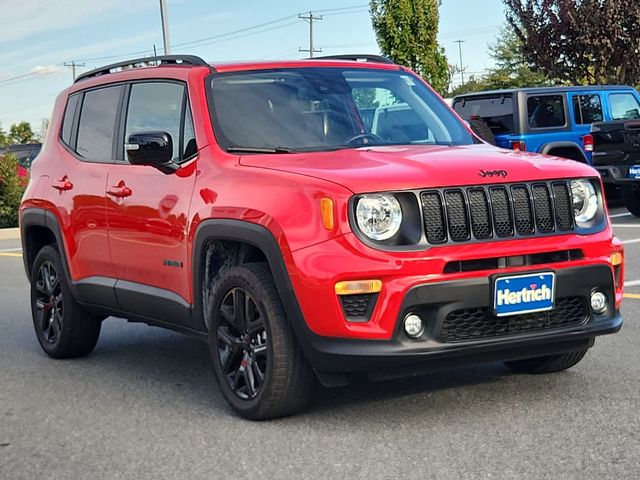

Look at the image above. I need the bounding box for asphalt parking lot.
[1,207,640,479]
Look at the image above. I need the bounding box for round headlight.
[571,179,598,225]
[355,194,402,241]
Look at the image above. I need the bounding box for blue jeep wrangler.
[452,85,640,165]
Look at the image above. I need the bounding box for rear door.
[106,81,198,326]
[47,85,122,309]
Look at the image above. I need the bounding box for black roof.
[453,85,636,99]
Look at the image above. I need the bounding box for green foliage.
[504,0,640,85]
[370,0,450,95]
[449,26,551,96]
[352,88,380,109]
[9,121,36,145]
[0,124,7,148]
[0,153,25,228]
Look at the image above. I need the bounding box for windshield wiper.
[227,146,295,154]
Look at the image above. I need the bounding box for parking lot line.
[0,248,22,253]
[622,238,640,245]
[611,224,640,228]
[0,252,22,258]
[610,212,632,218]
[624,293,640,300]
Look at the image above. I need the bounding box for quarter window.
[61,93,80,146]
[527,95,565,129]
[609,93,640,120]
[572,94,603,124]
[76,86,122,161]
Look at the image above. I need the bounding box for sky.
[0,0,506,134]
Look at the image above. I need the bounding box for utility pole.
[159,0,171,55]
[64,61,85,81]
[298,12,322,57]
[455,40,466,87]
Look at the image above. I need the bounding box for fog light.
[403,313,424,338]
[590,291,608,314]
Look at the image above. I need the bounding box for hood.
[239,144,597,193]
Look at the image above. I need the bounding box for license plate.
[494,272,555,317]
[628,165,640,179]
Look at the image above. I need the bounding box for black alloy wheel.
[34,261,64,344]
[217,287,269,400]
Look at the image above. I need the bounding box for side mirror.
[125,132,178,174]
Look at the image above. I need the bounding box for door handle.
[52,176,73,192]
[107,181,132,198]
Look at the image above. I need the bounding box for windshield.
[208,67,475,152]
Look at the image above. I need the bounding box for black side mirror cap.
[126,132,179,174]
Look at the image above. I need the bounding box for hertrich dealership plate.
[494,272,555,317]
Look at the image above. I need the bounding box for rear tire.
[208,263,313,420]
[30,245,102,358]
[504,347,589,374]
[468,118,496,145]
[622,185,640,217]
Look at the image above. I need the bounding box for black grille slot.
[532,184,555,233]
[444,190,470,241]
[339,294,377,321]
[490,187,513,237]
[552,182,573,231]
[440,297,588,342]
[511,185,534,235]
[420,180,579,245]
[420,192,447,244]
[468,189,492,239]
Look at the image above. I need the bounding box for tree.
[0,124,7,148]
[0,153,25,228]
[370,0,450,94]
[504,0,640,85]
[8,121,36,144]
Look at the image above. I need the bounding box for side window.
[609,93,640,120]
[61,93,80,146]
[527,95,565,129]
[76,86,122,161]
[125,82,184,162]
[572,94,603,124]
[183,101,197,160]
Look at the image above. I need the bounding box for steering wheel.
[344,132,384,145]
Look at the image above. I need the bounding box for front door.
[106,81,198,325]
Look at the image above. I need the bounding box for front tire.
[30,245,102,358]
[208,263,313,420]
[621,185,640,217]
[504,347,589,374]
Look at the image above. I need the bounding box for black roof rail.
[74,55,210,83]
[308,54,395,64]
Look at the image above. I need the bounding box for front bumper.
[285,232,623,377]
[296,265,621,376]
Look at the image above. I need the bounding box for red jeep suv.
[20,55,624,419]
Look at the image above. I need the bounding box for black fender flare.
[20,208,77,297]
[540,141,587,162]
[191,219,311,343]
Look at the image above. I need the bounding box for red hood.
[239,144,597,193]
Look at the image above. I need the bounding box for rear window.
[527,95,566,129]
[452,95,514,134]
[572,94,603,124]
[609,93,640,120]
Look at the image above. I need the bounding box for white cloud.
[30,65,63,75]
[0,0,146,43]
